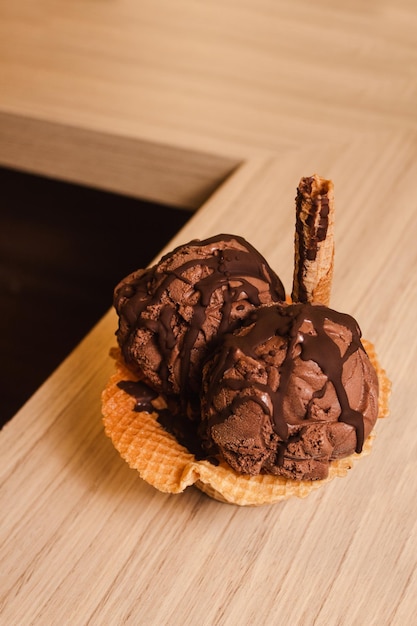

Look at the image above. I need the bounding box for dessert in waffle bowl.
[102,175,390,506]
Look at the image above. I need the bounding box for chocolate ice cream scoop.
[113,234,285,398]
[200,302,379,480]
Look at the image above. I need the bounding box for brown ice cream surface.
[113,234,285,399]
[199,302,379,480]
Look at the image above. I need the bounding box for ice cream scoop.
[199,302,379,480]
[114,234,285,398]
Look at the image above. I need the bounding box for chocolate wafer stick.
[291,174,335,306]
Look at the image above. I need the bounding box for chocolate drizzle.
[117,380,158,413]
[203,303,367,457]
[117,378,207,460]
[114,234,285,397]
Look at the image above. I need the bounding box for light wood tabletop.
[1,0,416,207]
[1,134,417,625]
[1,1,417,624]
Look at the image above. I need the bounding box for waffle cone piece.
[292,174,335,306]
[102,174,390,506]
[102,344,390,506]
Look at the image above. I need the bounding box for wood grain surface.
[1,0,416,206]
[1,0,417,623]
[1,134,416,624]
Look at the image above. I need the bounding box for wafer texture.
[102,342,390,506]
[291,174,335,306]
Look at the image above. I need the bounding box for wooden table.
[1,0,416,208]
[1,2,416,624]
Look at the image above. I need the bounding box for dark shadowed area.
[0,167,190,426]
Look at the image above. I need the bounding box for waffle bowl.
[102,340,390,506]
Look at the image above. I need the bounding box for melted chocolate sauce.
[205,303,367,454]
[117,380,158,413]
[117,379,207,459]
